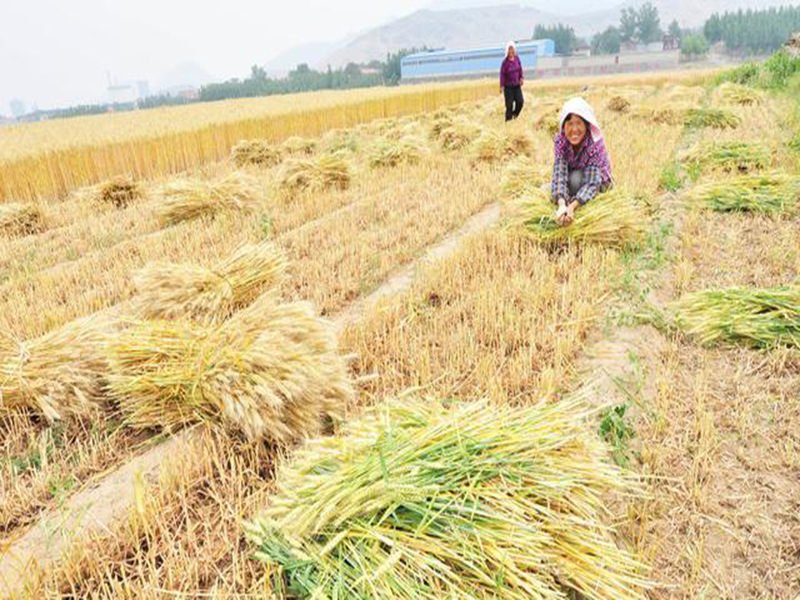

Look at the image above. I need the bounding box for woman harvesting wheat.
[550,97,613,226]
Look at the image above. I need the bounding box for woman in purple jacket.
[500,41,524,122]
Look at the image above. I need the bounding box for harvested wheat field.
[1,65,798,600]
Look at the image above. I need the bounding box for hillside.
[323,0,800,66]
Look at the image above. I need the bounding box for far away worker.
[500,41,524,122]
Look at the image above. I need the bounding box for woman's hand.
[559,200,580,226]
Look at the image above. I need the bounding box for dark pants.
[503,85,524,121]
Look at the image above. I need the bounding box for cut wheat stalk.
[510,188,647,248]
[0,315,111,422]
[230,140,284,168]
[107,294,353,442]
[470,129,534,163]
[684,107,741,130]
[716,82,763,106]
[131,241,287,323]
[0,203,44,237]
[278,153,352,192]
[684,172,800,213]
[156,172,261,226]
[437,120,484,151]
[500,155,550,200]
[280,136,317,156]
[246,396,649,599]
[607,96,631,113]
[671,286,800,348]
[367,135,429,168]
[679,141,769,173]
[73,177,144,209]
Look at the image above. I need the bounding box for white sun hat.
[559,97,603,142]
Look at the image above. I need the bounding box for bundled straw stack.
[246,397,648,599]
[684,107,741,130]
[107,295,353,442]
[279,153,352,192]
[320,129,359,154]
[0,203,44,237]
[500,155,550,200]
[679,141,768,173]
[672,286,800,348]
[607,96,631,113]
[367,135,428,168]
[231,140,284,168]
[0,316,110,422]
[437,120,484,151]
[512,189,647,248]
[157,172,261,226]
[470,129,533,163]
[631,107,683,126]
[428,113,454,141]
[131,241,287,323]
[280,136,317,156]
[717,82,763,106]
[685,172,800,213]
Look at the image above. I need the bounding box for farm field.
[1,67,799,599]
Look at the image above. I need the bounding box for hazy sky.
[1,0,620,113]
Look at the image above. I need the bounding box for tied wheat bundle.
[716,82,763,106]
[512,188,647,248]
[280,136,317,156]
[470,129,534,163]
[631,107,683,126]
[672,286,800,348]
[0,316,110,422]
[684,108,741,130]
[278,153,352,192]
[679,141,769,173]
[0,203,44,237]
[246,397,648,600]
[438,120,484,151]
[607,96,631,113]
[500,155,550,200]
[132,241,287,323]
[367,135,429,168]
[107,295,353,442]
[428,113,454,141]
[230,140,284,168]
[319,129,360,154]
[685,172,800,213]
[157,172,261,226]
[72,177,144,209]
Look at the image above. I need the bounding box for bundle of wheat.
[278,153,352,192]
[246,397,648,599]
[537,110,562,137]
[438,120,484,151]
[672,286,800,348]
[679,141,769,173]
[684,172,800,213]
[470,129,534,163]
[280,136,317,156]
[716,82,763,106]
[132,241,287,323]
[95,177,143,208]
[156,172,261,226]
[0,316,111,422]
[230,140,283,168]
[0,203,44,237]
[631,107,683,126]
[367,135,429,168]
[512,188,647,248]
[107,295,353,442]
[607,96,631,113]
[500,155,551,200]
[319,129,360,154]
[684,108,741,130]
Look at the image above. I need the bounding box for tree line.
[704,6,800,54]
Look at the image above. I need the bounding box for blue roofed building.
[401,39,555,82]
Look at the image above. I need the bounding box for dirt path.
[0,202,501,599]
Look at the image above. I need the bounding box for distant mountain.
[323,0,800,66]
[156,61,216,93]
[263,38,356,75]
